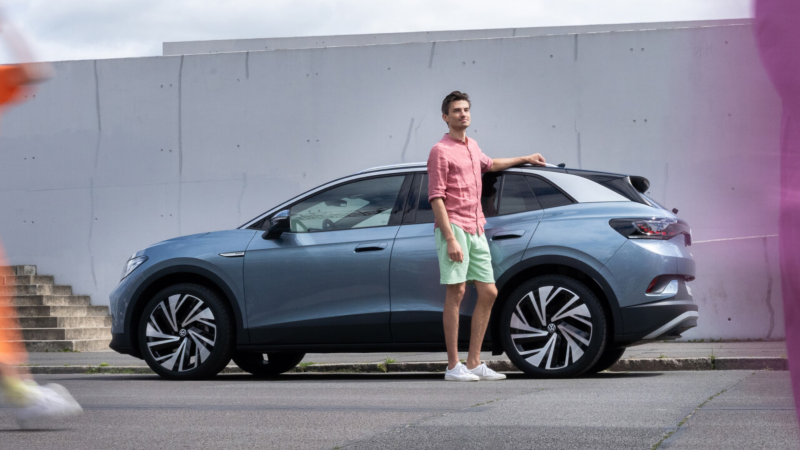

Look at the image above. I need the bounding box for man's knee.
[445,283,466,305]
[478,283,498,302]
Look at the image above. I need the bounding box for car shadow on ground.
[49,371,663,383]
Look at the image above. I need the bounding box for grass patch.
[99,362,109,367]
[658,354,666,359]
[84,365,137,375]
[377,357,397,373]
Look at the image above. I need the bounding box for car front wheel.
[500,275,607,378]
[138,283,233,380]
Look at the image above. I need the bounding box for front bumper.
[109,332,137,357]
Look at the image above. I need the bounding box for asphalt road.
[0,371,797,449]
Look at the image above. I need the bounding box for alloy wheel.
[508,285,593,370]
[145,293,217,372]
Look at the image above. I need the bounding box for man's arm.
[489,153,546,172]
[431,198,463,263]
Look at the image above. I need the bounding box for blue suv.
[109,163,698,380]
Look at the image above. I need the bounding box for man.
[428,91,546,381]
[0,15,82,427]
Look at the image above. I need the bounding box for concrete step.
[1,305,109,318]
[0,295,91,307]
[14,316,112,328]
[0,265,37,276]
[7,285,72,296]
[2,275,55,286]
[4,339,111,352]
[9,327,111,341]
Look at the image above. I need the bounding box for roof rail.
[358,162,427,174]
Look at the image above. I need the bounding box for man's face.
[443,100,471,130]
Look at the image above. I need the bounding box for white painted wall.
[0,22,783,339]
[163,19,751,55]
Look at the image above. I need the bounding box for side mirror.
[262,210,291,240]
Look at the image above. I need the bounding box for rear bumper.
[616,298,698,344]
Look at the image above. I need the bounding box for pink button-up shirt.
[427,133,493,235]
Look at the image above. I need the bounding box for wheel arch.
[489,255,622,354]
[124,265,247,358]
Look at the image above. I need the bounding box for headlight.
[121,255,148,280]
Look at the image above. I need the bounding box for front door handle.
[354,242,389,252]
[491,230,526,241]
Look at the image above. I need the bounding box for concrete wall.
[0,22,783,339]
[164,19,751,55]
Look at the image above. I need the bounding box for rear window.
[526,176,573,209]
[568,172,647,204]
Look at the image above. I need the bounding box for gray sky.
[2,0,751,63]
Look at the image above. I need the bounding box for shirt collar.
[443,133,469,146]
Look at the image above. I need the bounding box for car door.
[244,174,411,345]
[389,172,543,343]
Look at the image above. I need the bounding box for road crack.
[651,371,755,449]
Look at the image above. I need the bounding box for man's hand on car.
[525,153,546,166]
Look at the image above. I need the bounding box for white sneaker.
[444,362,480,381]
[14,383,83,429]
[469,363,507,381]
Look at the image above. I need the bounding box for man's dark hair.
[441,91,471,115]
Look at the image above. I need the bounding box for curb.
[20,357,788,375]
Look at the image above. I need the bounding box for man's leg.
[444,283,466,370]
[466,281,498,369]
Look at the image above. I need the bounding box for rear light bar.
[609,218,692,245]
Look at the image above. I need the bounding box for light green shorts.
[435,223,495,285]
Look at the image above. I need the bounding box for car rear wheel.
[138,283,233,380]
[500,275,607,378]
[589,347,627,373]
[232,352,306,377]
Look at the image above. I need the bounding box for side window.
[416,173,501,224]
[289,176,405,232]
[481,173,501,218]
[416,175,435,224]
[498,174,541,215]
[526,176,574,209]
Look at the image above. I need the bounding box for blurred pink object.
[755,0,800,418]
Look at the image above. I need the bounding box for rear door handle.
[354,242,389,252]
[491,230,526,241]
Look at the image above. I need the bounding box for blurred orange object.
[0,65,28,107]
[0,239,26,365]
[0,64,31,365]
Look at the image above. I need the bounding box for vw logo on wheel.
[179,329,187,337]
[547,323,556,333]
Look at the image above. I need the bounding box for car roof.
[358,161,630,179]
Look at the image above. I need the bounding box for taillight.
[609,218,691,245]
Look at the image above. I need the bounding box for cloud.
[1,0,751,63]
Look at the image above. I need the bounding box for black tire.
[589,347,627,373]
[500,275,607,378]
[232,352,306,377]
[138,283,233,380]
